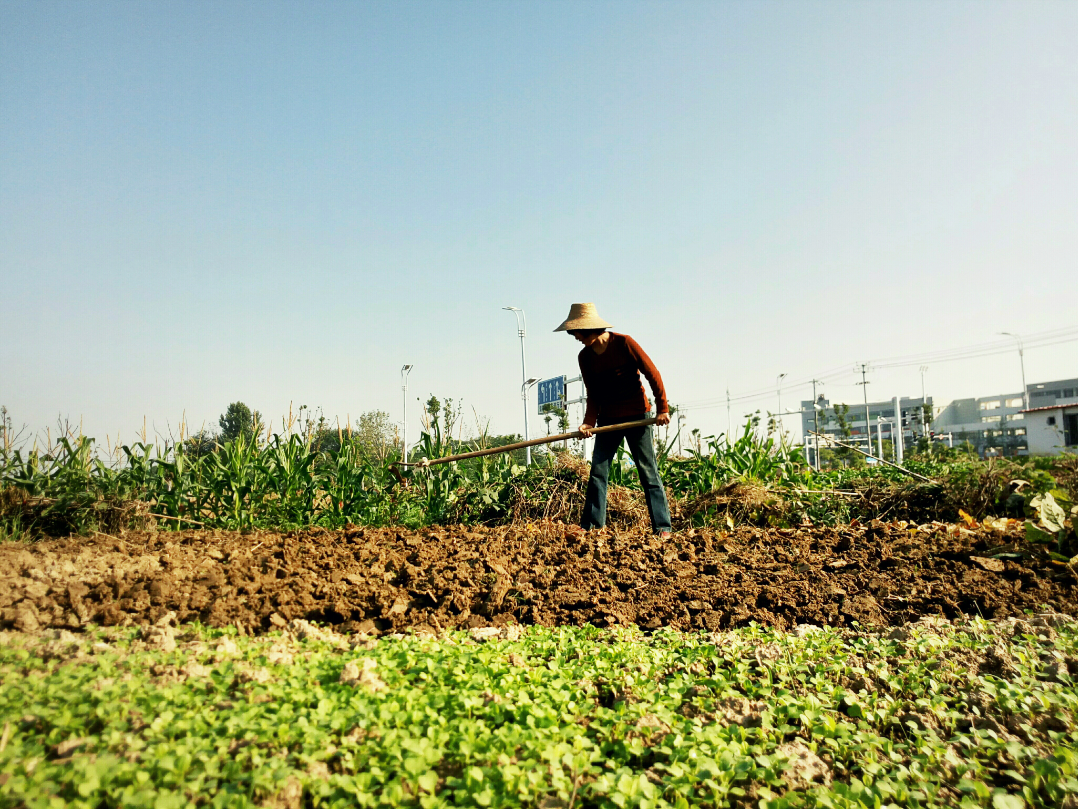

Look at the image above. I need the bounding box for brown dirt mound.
[502,453,653,528]
[1,521,1074,636]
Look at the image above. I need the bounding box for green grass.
[2,618,1076,808]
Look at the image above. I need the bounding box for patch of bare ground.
[0,519,1074,635]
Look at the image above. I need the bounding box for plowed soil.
[2,521,1075,636]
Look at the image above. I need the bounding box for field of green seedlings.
[3,617,1077,808]
[2,408,1077,809]
[2,408,1076,539]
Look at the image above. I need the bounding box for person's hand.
[655,412,671,427]
[579,423,595,438]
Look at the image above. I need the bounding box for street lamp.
[401,365,413,462]
[520,378,540,463]
[503,307,533,464]
[999,332,1028,410]
[677,413,686,456]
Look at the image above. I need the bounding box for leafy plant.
[1025,490,1077,559]
[3,620,1076,807]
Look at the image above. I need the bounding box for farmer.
[554,303,672,538]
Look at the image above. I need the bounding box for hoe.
[390,417,659,480]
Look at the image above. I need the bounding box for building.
[1027,378,1078,408]
[929,377,1078,457]
[1022,388,1078,456]
[931,392,1028,456]
[800,396,932,451]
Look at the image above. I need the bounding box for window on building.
[981,416,1001,423]
[1049,390,1062,398]
[1048,416,1056,426]
[980,400,1000,410]
[1032,391,1046,398]
[1015,428,1026,436]
[1066,414,1078,447]
[1065,388,1075,398]
[1009,413,1023,420]
[1005,398,1024,408]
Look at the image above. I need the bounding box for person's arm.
[579,355,598,436]
[625,336,669,424]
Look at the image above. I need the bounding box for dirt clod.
[776,739,832,790]
[339,658,386,691]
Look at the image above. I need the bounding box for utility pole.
[857,363,872,457]
[919,365,929,441]
[726,388,731,444]
[811,379,822,471]
[401,365,413,462]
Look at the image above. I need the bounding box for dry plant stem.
[780,489,863,497]
[808,431,935,483]
[147,512,207,527]
[567,772,582,809]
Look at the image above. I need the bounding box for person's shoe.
[658,530,672,540]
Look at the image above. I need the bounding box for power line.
[679,324,1078,413]
[868,326,1078,368]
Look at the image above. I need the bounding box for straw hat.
[553,303,612,332]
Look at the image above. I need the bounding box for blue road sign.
[537,376,566,413]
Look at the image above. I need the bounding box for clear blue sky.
[2,1,1076,447]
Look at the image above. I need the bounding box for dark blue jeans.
[582,420,672,533]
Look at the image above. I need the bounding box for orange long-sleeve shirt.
[579,332,669,427]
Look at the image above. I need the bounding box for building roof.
[1021,403,1078,413]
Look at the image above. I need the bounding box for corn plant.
[664,421,811,498]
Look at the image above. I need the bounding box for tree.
[354,410,397,462]
[422,396,461,442]
[829,404,862,467]
[218,402,263,444]
[183,429,217,459]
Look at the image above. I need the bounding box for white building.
[932,391,1027,456]
[1022,401,1078,456]
[930,377,1078,457]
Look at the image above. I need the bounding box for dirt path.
[2,521,1075,636]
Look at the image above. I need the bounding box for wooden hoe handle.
[395,417,660,468]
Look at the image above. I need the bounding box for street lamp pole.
[999,332,1028,409]
[401,365,413,462]
[503,307,533,465]
[521,378,540,462]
